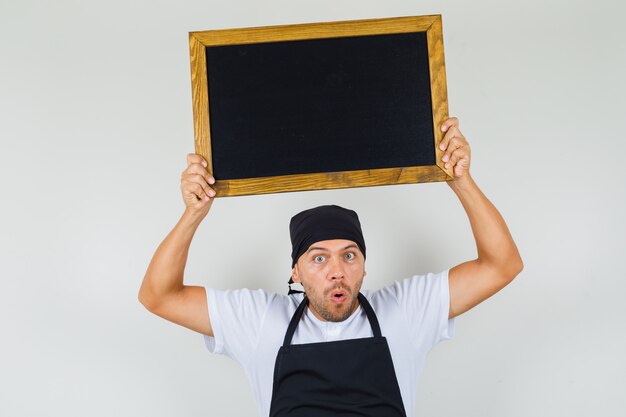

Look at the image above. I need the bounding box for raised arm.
[138,153,217,336]
[439,118,524,319]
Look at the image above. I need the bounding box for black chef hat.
[288,205,366,293]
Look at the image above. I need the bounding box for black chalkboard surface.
[189,15,451,196]
[206,31,434,180]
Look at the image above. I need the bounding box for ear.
[291,264,301,283]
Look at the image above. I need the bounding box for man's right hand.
[181,153,216,213]
[137,153,217,337]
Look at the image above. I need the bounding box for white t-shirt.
[203,269,455,417]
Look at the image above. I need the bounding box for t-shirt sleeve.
[202,287,275,365]
[382,269,455,352]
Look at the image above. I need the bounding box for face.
[291,239,366,322]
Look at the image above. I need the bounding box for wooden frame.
[189,15,451,197]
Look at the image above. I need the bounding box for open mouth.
[329,290,347,303]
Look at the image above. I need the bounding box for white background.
[1,0,625,416]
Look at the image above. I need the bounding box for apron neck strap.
[357,293,382,337]
[283,292,382,346]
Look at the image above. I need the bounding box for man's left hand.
[439,117,471,181]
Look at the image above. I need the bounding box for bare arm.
[138,154,217,336]
[439,118,523,319]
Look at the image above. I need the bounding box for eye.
[344,252,355,260]
[314,255,325,263]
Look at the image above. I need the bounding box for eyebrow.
[306,244,359,254]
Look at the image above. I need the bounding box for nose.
[328,257,345,280]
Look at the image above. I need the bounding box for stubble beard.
[307,284,361,322]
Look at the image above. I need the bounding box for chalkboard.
[189,15,451,197]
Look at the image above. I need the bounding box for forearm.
[448,175,523,276]
[138,208,207,307]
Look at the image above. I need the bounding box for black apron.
[268,293,407,417]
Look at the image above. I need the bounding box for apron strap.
[283,295,310,346]
[283,292,382,346]
[357,293,382,338]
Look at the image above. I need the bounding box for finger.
[439,125,464,152]
[439,127,467,157]
[186,153,208,168]
[444,146,468,169]
[184,174,216,198]
[454,157,469,177]
[187,182,215,201]
[441,117,459,133]
[441,141,471,168]
[182,163,206,176]
[182,164,215,185]
[441,141,472,168]
[440,132,466,163]
[181,180,214,203]
[182,182,207,203]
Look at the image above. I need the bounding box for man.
[138,117,523,416]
